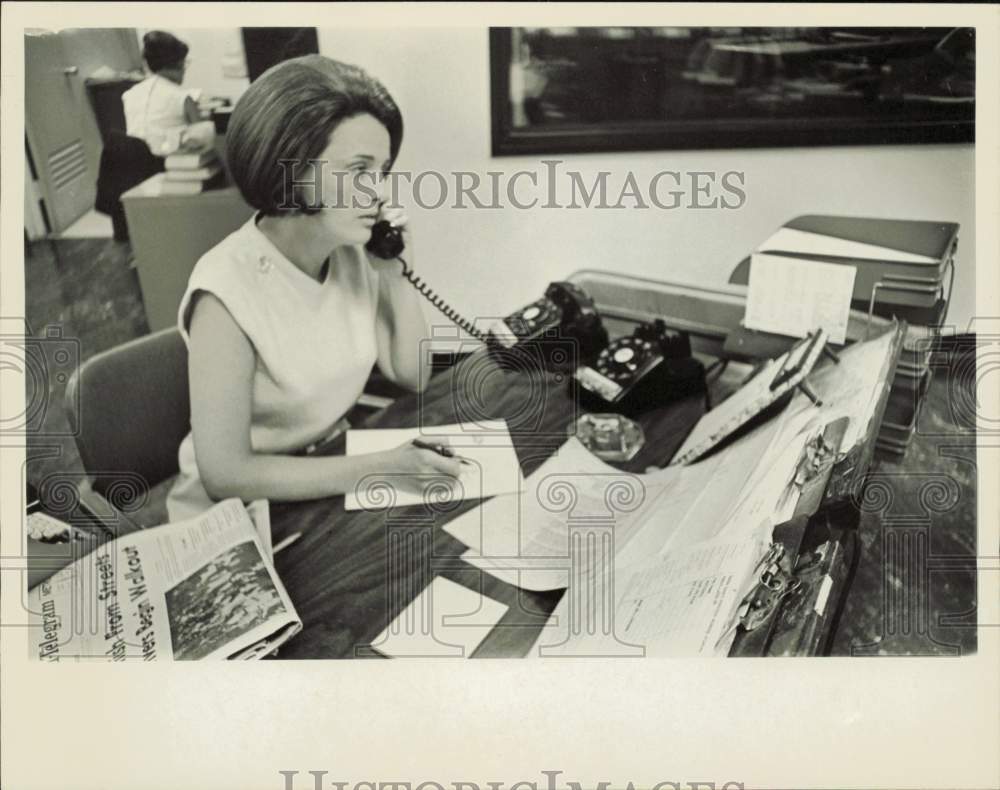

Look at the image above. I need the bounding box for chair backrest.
[94,133,164,215]
[65,328,189,499]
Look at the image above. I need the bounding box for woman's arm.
[182,95,201,125]
[187,292,458,503]
[369,210,434,392]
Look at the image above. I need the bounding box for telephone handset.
[366,219,406,261]
[366,220,608,368]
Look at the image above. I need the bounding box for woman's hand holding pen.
[379,439,463,478]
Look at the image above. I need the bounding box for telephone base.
[573,355,707,418]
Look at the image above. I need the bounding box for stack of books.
[160,146,223,195]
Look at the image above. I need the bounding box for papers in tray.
[344,419,524,511]
[745,252,856,344]
[757,226,939,266]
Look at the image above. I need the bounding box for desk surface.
[268,346,706,659]
[121,172,242,203]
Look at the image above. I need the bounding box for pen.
[273,532,302,554]
[411,438,473,465]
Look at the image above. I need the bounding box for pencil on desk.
[273,532,302,554]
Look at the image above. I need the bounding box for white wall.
[317,27,976,331]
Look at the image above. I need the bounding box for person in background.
[123,30,202,155]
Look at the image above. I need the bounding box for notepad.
[344,420,524,511]
[745,253,856,344]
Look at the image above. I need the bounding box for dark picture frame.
[490,27,975,156]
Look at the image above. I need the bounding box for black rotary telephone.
[573,319,706,416]
[367,220,608,370]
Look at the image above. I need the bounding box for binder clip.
[715,542,802,651]
[793,431,838,488]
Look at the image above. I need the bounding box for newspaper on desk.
[28,499,302,661]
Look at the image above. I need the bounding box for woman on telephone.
[166,55,461,520]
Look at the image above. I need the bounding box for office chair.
[65,328,406,528]
[65,327,190,528]
[94,132,165,242]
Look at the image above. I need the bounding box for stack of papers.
[442,404,819,656]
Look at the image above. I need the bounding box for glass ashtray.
[569,413,645,462]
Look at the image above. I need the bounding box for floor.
[830,353,978,656]
[56,209,115,239]
[21,235,979,655]
[23,235,149,488]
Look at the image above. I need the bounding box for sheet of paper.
[537,525,771,658]
[453,420,802,592]
[651,410,806,556]
[344,420,524,511]
[758,226,938,265]
[450,437,639,591]
[744,252,857,344]
[369,577,508,658]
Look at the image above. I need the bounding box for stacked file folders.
[753,215,959,328]
[161,147,223,195]
[730,215,959,329]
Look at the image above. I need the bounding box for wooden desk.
[121,172,253,332]
[265,311,902,658]
[268,346,707,659]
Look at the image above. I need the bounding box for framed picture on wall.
[490,26,975,155]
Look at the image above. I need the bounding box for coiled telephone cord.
[397,257,492,344]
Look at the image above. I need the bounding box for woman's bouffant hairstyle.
[142,31,189,73]
[226,56,403,216]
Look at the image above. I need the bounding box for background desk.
[121,174,253,332]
